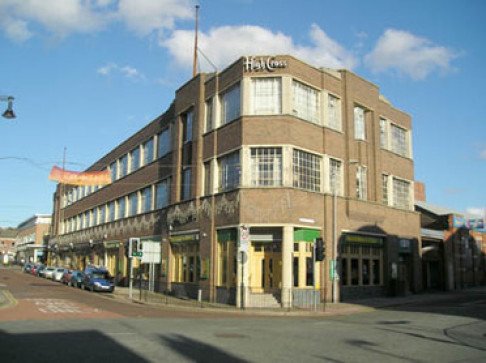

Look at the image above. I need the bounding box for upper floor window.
[219,151,240,191]
[142,138,154,166]
[250,147,282,186]
[110,161,118,182]
[390,124,409,157]
[158,128,171,157]
[128,192,138,216]
[251,77,282,115]
[292,80,319,124]
[382,174,389,205]
[156,178,171,209]
[354,106,366,140]
[181,168,192,200]
[203,161,212,196]
[393,178,411,210]
[182,110,193,143]
[293,149,321,192]
[119,155,128,178]
[329,158,342,195]
[129,147,140,173]
[205,98,213,132]
[326,94,341,131]
[108,201,115,222]
[221,83,241,125]
[116,197,126,219]
[356,166,367,200]
[379,118,388,148]
[99,205,106,224]
[141,186,152,213]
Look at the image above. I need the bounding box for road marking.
[25,298,101,314]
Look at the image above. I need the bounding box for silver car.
[52,268,67,282]
[44,267,56,279]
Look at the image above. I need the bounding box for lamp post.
[1,96,16,119]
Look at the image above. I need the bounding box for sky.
[0,0,485,227]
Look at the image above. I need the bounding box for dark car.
[69,271,84,288]
[31,264,43,276]
[81,269,114,292]
[23,263,33,273]
[36,265,47,277]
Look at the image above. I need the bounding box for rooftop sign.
[244,56,287,72]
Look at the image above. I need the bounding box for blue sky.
[0,0,485,227]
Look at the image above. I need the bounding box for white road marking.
[26,298,101,314]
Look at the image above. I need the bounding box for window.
[181,168,192,200]
[99,205,106,224]
[391,124,409,157]
[382,174,389,206]
[156,179,170,209]
[293,149,321,192]
[219,151,240,191]
[327,94,341,130]
[393,178,410,209]
[130,147,140,172]
[93,209,99,226]
[354,106,366,140]
[108,201,115,222]
[205,98,213,132]
[172,243,199,283]
[141,187,152,213]
[356,166,367,200]
[116,197,126,219]
[251,77,282,115]
[380,118,388,148]
[142,138,154,166]
[221,83,240,125]
[119,155,128,178]
[292,80,319,124]
[110,161,117,181]
[182,110,193,143]
[351,259,359,285]
[204,161,212,195]
[329,158,342,194]
[128,192,138,216]
[218,239,236,287]
[158,128,171,158]
[250,148,282,186]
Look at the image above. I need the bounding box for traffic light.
[315,237,325,261]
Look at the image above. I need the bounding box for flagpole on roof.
[192,4,200,78]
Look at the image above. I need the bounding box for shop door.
[250,242,282,293]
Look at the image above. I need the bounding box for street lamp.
[1,96,16,119]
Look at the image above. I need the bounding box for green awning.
[294,229,320,242]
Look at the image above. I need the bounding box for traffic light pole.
[332,185,338,303]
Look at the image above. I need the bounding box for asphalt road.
[1,268,485,362]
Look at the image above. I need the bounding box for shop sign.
[344,234,383,246]
[244,56,287,72]
[170,233,199,243]
[103,241,120,249]
[239,226,249,253]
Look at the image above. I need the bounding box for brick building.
[16,215,51,264]
[50,55,421,306]
[0,228,17,264]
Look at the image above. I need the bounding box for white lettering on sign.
[244,56,287,72]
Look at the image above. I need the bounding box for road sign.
[132,252,143,257]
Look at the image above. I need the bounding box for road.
[1,268,485,362]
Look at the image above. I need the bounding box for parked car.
[61,269,74,285]
[52,268,68,282]
[36,265,47,277]
[81,269,114,292]
[69,271,84,288]
[23,263,33,273]
[44,267,56,279]
[31,264,43,276]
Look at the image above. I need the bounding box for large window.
[326,94,341,130]
[108,201,115,222]
[292,80,319,124]
[141,187,152,213]
[204,161,212,195]
[293,149,321,192]
[356,166,367,200]
[219,151,240,191]
[221,83,241,125]
[380,118,388,148]
[393,178,411,209]
[382,174,389,206]
[116,197,126,219]
[110,161,117,182]
[250,147,282,186]
[142,138,154,166]
[182,110,193,143]
[329,158,342,195]
[156,179,170,209]
[354,106,366,140]
[172,243,199,283]
[119,155,128,178]
[251,77,282,115]
[181,168,192,200]
[158,128,171,157]
[130,147,140,172]
[128,192,138,216]
[391,124,409,157]
[205,98,213,132]
[99,205,106,224]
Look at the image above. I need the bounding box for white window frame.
[292,149,321,192]
[250,147,283,187]
[250,77,282,115]
[219,151,241,192]
[326,94,341,131]
[221,83,241,125]
[356,165,368,200]
[354,106,366,140]
[392,177,411,210]
[292,80,319,124]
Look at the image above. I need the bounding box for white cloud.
[480,148,486,160]
[161,24,358,71]
[0,0,192,41]
[97,63,144,80]
[466,207,485,218]
[364,29,458,80]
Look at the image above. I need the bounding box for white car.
[52,268,67,282]
[44,267,56,279]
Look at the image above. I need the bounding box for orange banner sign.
[48,166,111,186]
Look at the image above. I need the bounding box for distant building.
[0,228,17,264]
[15,215,51,264]
[50,55,421,306]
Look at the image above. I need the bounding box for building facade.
[16,215,51,264]
[0,228,17,264]
[50,55,421,306]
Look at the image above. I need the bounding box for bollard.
[198,288,202,308]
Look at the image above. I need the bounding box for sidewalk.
[106,285,486,317]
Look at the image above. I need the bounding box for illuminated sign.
[244,56,287,72]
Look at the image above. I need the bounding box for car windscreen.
[92,272,110,279]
